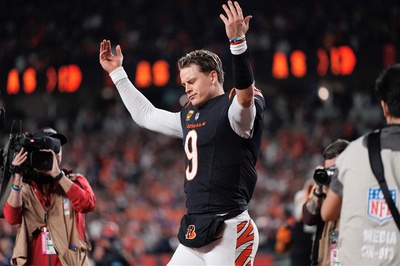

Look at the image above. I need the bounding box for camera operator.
[2,127,96,266]
[302,139,349,266]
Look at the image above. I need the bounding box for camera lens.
[313,169,330,186]
[30,151,53,171]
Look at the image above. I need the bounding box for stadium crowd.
[0,0,398,265]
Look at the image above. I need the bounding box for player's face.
[180,64,219,107]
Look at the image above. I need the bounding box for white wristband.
[230,41,247,55]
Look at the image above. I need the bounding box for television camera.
[0,108,61,217]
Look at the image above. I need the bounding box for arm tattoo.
[306,198,322,215]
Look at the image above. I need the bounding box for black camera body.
[313,167,337,186]
[14,133,60,172]
[0,115,62,217]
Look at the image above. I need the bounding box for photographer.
[2,127,96,266]
[302,139,349,266]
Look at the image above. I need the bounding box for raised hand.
[99,39,123,74]
[219,1,252,40]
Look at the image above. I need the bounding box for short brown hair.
[178,49,225,84]
[323,139,350,160]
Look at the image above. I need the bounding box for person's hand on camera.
[35,149,61,178]
[313,184,328,195]
[11,148,27,169]
[10,148,28,184]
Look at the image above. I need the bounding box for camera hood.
[33,127,67,145]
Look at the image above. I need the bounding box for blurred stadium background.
[0,0,399,265]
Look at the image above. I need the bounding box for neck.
[213,85,224,97]
[386,116,400,125]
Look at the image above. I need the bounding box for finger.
[100,40,108,60]
[227,1,238,19]
[100,51,106,61]
[18,157,26,163]
[234,1,243,20]
[116,45,123,57]
[244,15,252,26]
[222,3,233,20]
[219,14,228,24]
[104,40,112,56]
[100,40,105,55]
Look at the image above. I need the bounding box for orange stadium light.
[330,47,341,75]
[6,69,20,95]
[290,50,307,78]
[272,52,289,79]
[330,46,356,76]
[22,67,37,94]
[58,64,82,93]
[317,48,329,76]
[135,60,152,88]
[152,60,170,87]
[46,66,57,93]
[338,46,356,75]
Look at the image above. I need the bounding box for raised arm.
[220,1,254,107]
[221,1,261,139]
[99,40,182,138]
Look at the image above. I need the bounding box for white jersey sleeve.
[228,94,256,139]
[110,67,183,139]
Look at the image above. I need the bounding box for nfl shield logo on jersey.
[367,187,397,223]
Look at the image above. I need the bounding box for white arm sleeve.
[110,67,183,139]
[228,95,256,139]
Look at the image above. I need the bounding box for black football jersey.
[180,88,265,214]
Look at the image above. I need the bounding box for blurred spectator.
[92,221,132,266]
[0,220,15,266]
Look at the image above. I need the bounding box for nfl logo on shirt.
[367,187,397,223]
